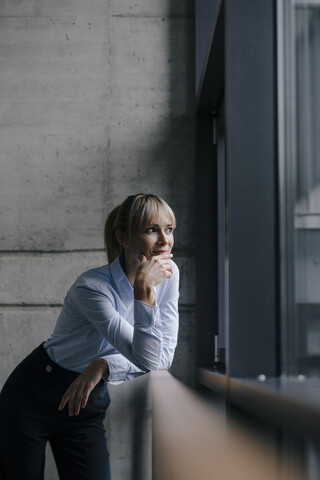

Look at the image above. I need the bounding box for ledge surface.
[198,368,320,438]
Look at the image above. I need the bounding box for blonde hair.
[104,194,176,263]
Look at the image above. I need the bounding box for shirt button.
[45,365,53,373]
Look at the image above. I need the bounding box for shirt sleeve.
[74,262,180,374]
[156,261,180,369]
[101,352,145,385]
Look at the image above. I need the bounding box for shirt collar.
[109,256,133,302]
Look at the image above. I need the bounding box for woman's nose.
[157,231,168,244]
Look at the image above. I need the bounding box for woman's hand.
[58,358,109,416]
[133,253,173,305]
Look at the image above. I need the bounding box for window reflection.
[281,1,320,376]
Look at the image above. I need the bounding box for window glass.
[280,0,320,376]
[215,107,227,371]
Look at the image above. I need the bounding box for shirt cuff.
[134,299,161,327]
[102,355,130,385]
[102,354,147,385]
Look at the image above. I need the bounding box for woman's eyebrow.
[148,223,173,227]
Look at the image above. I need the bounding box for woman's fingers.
[73,386,91,415]
[68,393,76,417]
[81,390,90,409]
[153,256,173,279]
[58,389,70,412]
[139,253,148,264]
[74,392,84,416]
[59,382,84,416]
[136,253,173,288]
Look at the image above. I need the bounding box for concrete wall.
[0,1,195,478]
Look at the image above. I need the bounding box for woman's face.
[124,211,175,263]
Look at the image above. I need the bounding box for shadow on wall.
[131,2,196,477]
[107,1,195,250]
[167,0,196,390]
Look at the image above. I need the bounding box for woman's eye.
[145,228,155,233]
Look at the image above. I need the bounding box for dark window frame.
[196,0,278,377]
[196,0,320,442]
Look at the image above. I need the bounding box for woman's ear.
[116,230,127,247]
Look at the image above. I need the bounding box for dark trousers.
[0,344,111,480]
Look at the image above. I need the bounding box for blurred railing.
[150,371,307,480]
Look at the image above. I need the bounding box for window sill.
[198,368,320,438]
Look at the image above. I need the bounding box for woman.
[0,193,179,480]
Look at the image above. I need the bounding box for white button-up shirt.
[44,256,179,384]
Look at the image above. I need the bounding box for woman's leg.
[50,382,111,480]
[50,421,111,480]
[0,345,111,480]
[0,350,49,480]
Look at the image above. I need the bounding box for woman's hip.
[0,343,110,425]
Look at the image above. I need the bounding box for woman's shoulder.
[74,264,112,290]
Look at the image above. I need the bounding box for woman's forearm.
[133,279,155,305]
